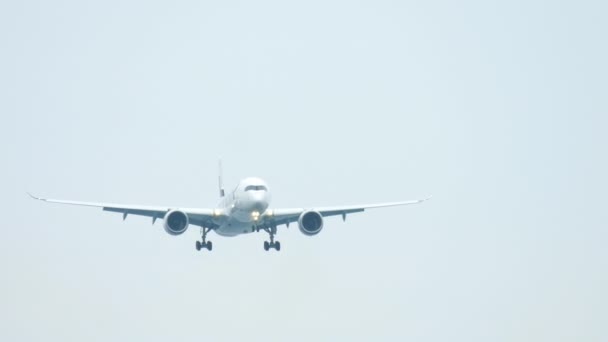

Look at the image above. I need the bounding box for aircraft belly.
[215,219,254,237]
[232,209,253,223]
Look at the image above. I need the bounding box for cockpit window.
[245,185,267,191]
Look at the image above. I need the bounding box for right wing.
[260,197,431,228]
[27,193,218,228]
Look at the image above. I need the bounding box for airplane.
[29,163,430,252]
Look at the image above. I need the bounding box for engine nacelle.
[298,211,324,236]
[163,210,189,236]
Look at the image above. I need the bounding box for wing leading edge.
[28,192,430,230]
[27,193,217,228]
[262,196,431,228]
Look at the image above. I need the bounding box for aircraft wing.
[261,197,431,228]
[27,193,218,228]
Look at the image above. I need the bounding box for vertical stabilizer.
[218,159,225,197]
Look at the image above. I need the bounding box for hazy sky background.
[1,0,606,341]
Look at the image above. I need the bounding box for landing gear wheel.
[262,225,281,251]
[197,227,213,252]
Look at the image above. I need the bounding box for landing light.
[251,211,260,221]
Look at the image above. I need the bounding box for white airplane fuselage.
[214,177,271,237]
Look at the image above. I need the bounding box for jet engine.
[298,211,324,236]
[163,210,189,236]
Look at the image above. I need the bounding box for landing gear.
[196,227,213,251]
[262,225,281,251]
[196,240,212,251]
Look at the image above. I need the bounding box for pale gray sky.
[1,0,607,341]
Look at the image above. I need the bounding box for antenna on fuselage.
[218,159,225,197]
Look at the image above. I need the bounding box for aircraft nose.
[251,192,263,204]
[249,191,268,211]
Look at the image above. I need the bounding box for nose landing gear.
[262,225,281,251]
[196,227,213,251]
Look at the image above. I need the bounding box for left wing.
[260,197,431,228]
[27,193,218,228]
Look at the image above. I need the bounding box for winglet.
[417,195,432,204]
[27,192,44,201]
[415,195,433,204]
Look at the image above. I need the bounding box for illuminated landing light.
[213,209,223,217]
[251,211,260,221]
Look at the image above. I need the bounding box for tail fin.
[218,159,225,197]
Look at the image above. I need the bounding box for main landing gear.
[196,227,212,251]
[262,225,281,251]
